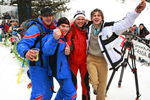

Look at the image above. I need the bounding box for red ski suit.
[66,24,90,100]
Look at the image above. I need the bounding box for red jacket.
[66,24,87,65]
[4,24,10,33]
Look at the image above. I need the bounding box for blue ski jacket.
[42,33,71,79]
[17,16,56,75]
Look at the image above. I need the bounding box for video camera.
[123,31,150,48]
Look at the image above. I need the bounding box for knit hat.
[57,17,70,27]
[73,10,86,20]
[40,7,54,16]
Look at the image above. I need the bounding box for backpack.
[21,18,46,66]
[21,18,43,34]
[24,19,46,79]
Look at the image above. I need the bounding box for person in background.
[138,23,149,38]
[129,24,139,35]
[3,12,11,20]
[1,20,9,36]
[8,20,19,33]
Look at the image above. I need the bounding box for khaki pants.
[87,54,108,100]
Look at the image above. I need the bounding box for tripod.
[106,38,141,100]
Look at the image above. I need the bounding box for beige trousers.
[87,54,108,100]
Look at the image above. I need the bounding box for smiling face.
[91,11,103,26]
[91,9,104,27]
[74,16,86,28]
[41,15,54,26]
[58,24,70,36]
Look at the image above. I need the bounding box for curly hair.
[90,8,104,20]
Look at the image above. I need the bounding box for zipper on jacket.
[59,62,62,72]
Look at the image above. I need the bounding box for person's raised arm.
[111,0,146,35]
[135,0,146,13]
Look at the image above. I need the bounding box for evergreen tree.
[10,0,70,23]
[0,0,4,5]
[146,0,150,3]
[17,0,31,24]
[31,0,70,18]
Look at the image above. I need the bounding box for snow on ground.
[0,0,150,100]
[0,45,150,100]
[0,46,30,100]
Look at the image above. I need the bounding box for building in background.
[0,5,18,19]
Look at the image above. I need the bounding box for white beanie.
[73,10,86,20]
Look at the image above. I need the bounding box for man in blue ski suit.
[42,17,77,100]
[17,8,56,100]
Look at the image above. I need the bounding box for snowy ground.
[0,45,150,100]
[0,0,150,100]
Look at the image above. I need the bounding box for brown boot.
[93,89,97,95]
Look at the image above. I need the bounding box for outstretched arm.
[135,0,146,13]
[111,0,146,36]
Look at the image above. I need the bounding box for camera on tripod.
[121,31,135,53]
[106,30,150,100]
[123,31,150,48]
[124,31,134,41]
[106,31,143,100]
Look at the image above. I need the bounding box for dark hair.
[139,23,144,26]
[133,24,137,27]
[57,17,70,27]
[40,7,54,16]
[90,8,104,20]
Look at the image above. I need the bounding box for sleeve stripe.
[58,40,65,43]
[23,32,40,39]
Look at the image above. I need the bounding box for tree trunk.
[17,0,32,24]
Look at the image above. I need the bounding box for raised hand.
[135,0,146,13]
[53,28,62,40]
[65,43,70,55]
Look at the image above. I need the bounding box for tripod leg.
[118,57,128,88]
[118,66,125,88]
[106,69,117,95]
[130,46,141,100]
[132,68,141,100]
